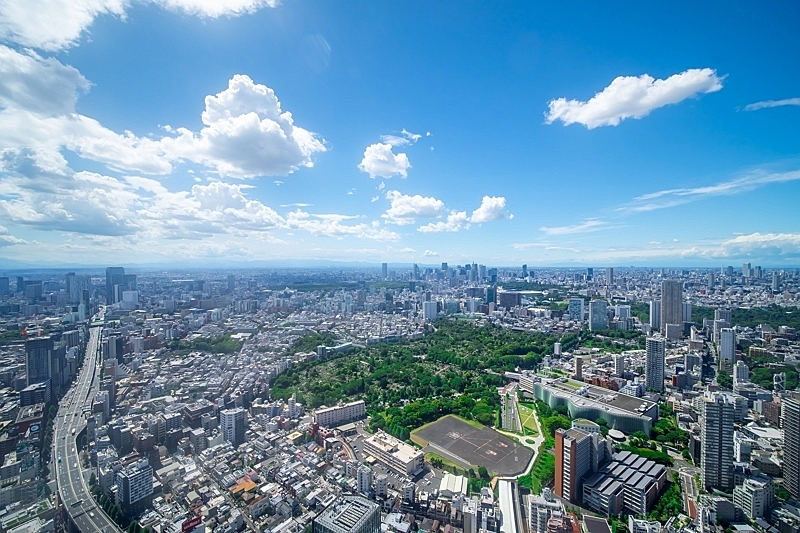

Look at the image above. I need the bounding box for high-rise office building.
[220,407,247,447]
[115,459,153,516]
[645,336,665,392]
[568,298,584,322]
[649,300,661,332]
[422,301,438,321]
[682,302,692,323]
[522,264,528,278]
[783,392,800,499]
[0,277,8,296]
[413,263,420,280]
[16,276,23,293]
[486,286,497,305]
[381,263,388,279]
[707,272,715,289]
[26,336,53,386]
[701,392,735,491]
[660,280,683,333]
[613,354,626,378]
[742,262,752,278]
[106,266,125,304]
[772,272,780,292]
[754,265,762,279]
[227,274,235,292]
[719,328,735,367]
[554,428,593,503]
[715,308,732,324]
[588,300,608,331]
[586,268,593,281]
[606,267,614,285]
[734,361,750,387]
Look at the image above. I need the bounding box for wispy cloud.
[744,97,800,111]
[512,242,582,253]
[380,129,422,147]
[539,219,606,235]
[623,169,800,212]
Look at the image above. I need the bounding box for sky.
[0,1,799,267]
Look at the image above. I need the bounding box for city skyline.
[0,2,799,266]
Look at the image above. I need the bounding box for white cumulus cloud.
[418,211,469,233]
[546,68,723,128]
[382,190,445,225]
[0,0,279,52]
[358,143,410,179]
[470,196,508,223]
[163,74,325,177]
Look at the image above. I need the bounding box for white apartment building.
[313,400,366,428]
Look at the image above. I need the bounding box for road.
[55,326,122,533]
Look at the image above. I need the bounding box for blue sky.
[0,1,798,266]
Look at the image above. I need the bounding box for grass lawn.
[517,402,539,436]
[424,452,473,475]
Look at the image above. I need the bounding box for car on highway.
[89,512,95,518]
[58,456,61,462]
[73,463,78,469]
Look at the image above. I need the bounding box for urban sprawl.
[0,263,798,533]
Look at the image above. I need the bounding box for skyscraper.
[568,298,584,322]
[645,336,665,392]
[649,300,661,332]
[221,407,247,447]
[772,272,780,292]
[554,428,593,503]
[660,280,683,333]
[742,262,752,278]
[719,328,735,367]
[586,268,593,281]
[26,336,53,386]
[0,277,8,296]
[422,301,438,321]
[381,263,388,279]
[682,302,692,323]
[782,392,800,499]
[701,392,735,491]
[588,300,608,331]
[606,267,614,285]
[227,274,235,292]
[707,271,715,289]
[106,266,125,304]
